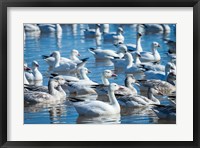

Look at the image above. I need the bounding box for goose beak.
[119,86,124,90]
[24,66,31,71]
[158,44,161,47]
[111,74,117,77]
[135,83,140,86]
[78,53,80,56]
[88,70,91,73]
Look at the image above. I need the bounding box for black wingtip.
[42,55,50,59]
[50,73,59,77]
[80,57,89,62]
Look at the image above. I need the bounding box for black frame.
[0,0,199,147]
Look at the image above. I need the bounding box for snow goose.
[117,87,160,107]
[88,45,127,60]
[73,83,121,116]
[38,24,62,33]
[166,71,176,85]
[115,74,138,97]
[84,24,101,38]
[139,42,161,63]
[123,52,145,75]
[24,77,66,104]
[138,79,176,96]
[24,24,40,32]
[47,51,87,75]
[103,27,124,43]
[152,104,176,120]
[42,49,88,71]
[24,61,43,83]
[144,62,176,81]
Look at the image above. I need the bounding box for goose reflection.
[76,114,121,124]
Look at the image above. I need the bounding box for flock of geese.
[24,24,176,121]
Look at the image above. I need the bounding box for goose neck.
[101,74,110,85]
[54,54,60,67]
[108,89,119,106]
[136,36,142,52]
[48,80,57,96]
[80,71,90,81]
[148,89,160,104]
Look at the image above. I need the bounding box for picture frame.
[0,0,199,147]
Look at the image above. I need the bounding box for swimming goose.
[42,49,87,71]
[139,42,161,63]
[125,32,143,52]
[123,52,145,75]
[103,27,124,43]
[138,79,176,96]
[84,24,101,38]
[117,87,160,107]
[38,24,62,33]
[24,77,66,104]
[152,104,176,120]
[24,61,43,82]
[115,74,138,97]
[88,45,127,60]
[166,71,176,85]
[140,24,169,34]
[73,83,121,116]
[144,62,176,80]
[47,51,87,75]
[24,24,40,32]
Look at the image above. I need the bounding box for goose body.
[117,88,160,107]
[139,42,161,63]
[152,104,176,120]
[84,24,101,38]
[73,83,121,116]
[103,27,124,43]
[24,77,66,104]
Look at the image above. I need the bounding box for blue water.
[24,24,176,124]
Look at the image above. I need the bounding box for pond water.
[24,24,176,124]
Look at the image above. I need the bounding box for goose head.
[137,32,143,39]
[50,51,61,60]
[125,74,137,85]
[165,62,176,75]
[103,70,117,78]
[117,27,124,34]
[117,44,127,54]
[71,49,80,57]
[152,42,160,49]
[79,67,91,75]
[24,63,31,71]
[109,83,120,92]
[32,61,39,69]
[54,76,66,85]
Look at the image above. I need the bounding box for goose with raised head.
[103,27,124,43]
[46,51,87,75]
[73,83,121,116]
[115,74,138,97]
[117,87,160,107]
[123,52,145,75]
[139,42,161,63]
[25,61,43,82]
[42,49,88,71]
[24,76,66,104]
[84,24,101,38]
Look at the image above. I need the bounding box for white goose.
[24,24,40,32]
[47,51,87,75]
[38,24,62,33]
[103,27,124,43]
[139,42,161,63]
[125,32,143,52]
[42,49,86,71]
[117,87,160,107]
[24,77,66,104]
[144,62,176,80]
[84,24,101,38]
[73,83,121,116]
[88,45,127,60]
[140,24,170,34]
[24,61,43,82]
[123,52,145,75]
